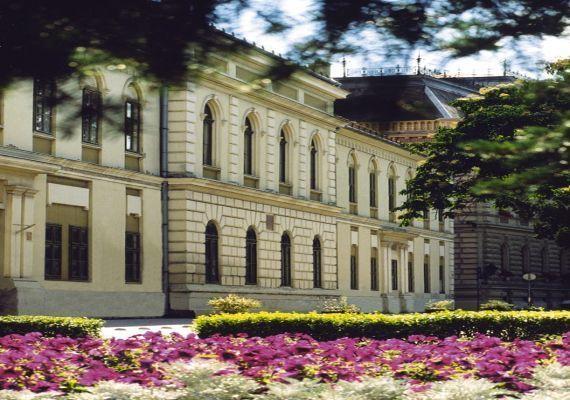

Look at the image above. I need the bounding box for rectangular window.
[82,88,101,145]
[125,232,141,283]
[69,226,88,281]
[439,257,445,294]
[388,178,395,212]
[125,100,141,153]
[33,79,55,134]
[391,259,398,291]
[423,257,431,293]
[45,224,62,279]
[369,173,376,208]
[408,259,415,292]
[350,250,358,290]
[349,167,356,203]
[370,255,378,291]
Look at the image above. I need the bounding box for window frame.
[245,227,257,285]
[312,236,322,288]
[205,222,220,284]
[124,99,141,153]
[33,78,56,134]
[280,232,292,287]
[423,255,431,293]
[203,104,215,166]
[391,259,398,291]
[125,231,142,283]
[370,249,379,291]
[439,257,445,294]
[81,87,102,145]
[68,225,89,281]
[244,117,255,176]
[350,245,358,290]
[44,223,62,280]
[279,130,288,183]
[407,257,415,292]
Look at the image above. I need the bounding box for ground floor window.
[281,232,292,287]
[45,224,62,279]
[391,259,398,291]
[439,256,445,294]
[350,245,358,290]
[205,221,220,284]
[69,226,88,281]
[125,232,141,283]
[408,256,414,292]
[370,249,379,291]
[424,255,431,293]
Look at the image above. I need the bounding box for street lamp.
[522,273,537,307]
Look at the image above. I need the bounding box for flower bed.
[0,331,568,395]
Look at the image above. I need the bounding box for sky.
[223,0,570,79]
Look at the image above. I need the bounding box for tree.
[0,0,568,88]
[399,60,570,247]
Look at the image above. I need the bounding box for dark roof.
[334,74,476,122]
[440,76,516,90]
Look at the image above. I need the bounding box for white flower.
[0,391,60,400]
[68,381,180,400]
[335,376,408,400]
[261,379,331,400]
[414,378,511,400]
[528,362,570,391]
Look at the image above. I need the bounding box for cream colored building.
[0,71,165,317]
[0,37,454,317]
[336,123,453,312]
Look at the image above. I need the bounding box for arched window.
[541,247,549,273]
[388,167,397,221]
[281,232,292,286]
[522,245,531,274]
[124,85,141,153]
[350,245,358,289]
[501,243,510,273]
[203,104,214,166]
[82,86,102,145]
[371,247,379,291]
[279,130,288,183]
[348,153,357,204]
[245,227,257,285]
[244,117,254,176]
[205,221,219,284]
[310,139,318,190]
[312,236,322,288]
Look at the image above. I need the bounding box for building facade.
[0,42,456,317]
[335,70,569,309]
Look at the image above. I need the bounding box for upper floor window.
[348,153,357,204]
[124,100,141,153]
[369,171,377,208]
[313,236,322,288]
[279,130,289,183]
[203,104,214,166]
[245,227,257,285]
[310,139,318,190]
[81,88,102,145]
[388,167,397,220]
[205,221,220,284]
[33,79,55,134]
[244,117,255,175]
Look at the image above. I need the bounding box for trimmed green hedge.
[0,315,103,337]
[194,310,570,340]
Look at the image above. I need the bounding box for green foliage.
[424,300,455,312]
[208,294,262,314]
[319,296,361,314]
[480,300,516,311]
[194,310,570,341]
[0,315,103,337]
[400,61,570,247]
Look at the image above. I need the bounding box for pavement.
[102,318,194,339]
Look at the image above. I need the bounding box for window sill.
[244,174,259,189]
[203,165,221,180]
[125,151,144,158]
[33,131,55,140]
[82,142,101,150]
[279,182,292,195]
[310,189,322,202]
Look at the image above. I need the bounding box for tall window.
[281,232,292,286]
[350,245,358,289]
[203,104,214,166]
[388,169,396,218]
[541,247,548,273]
[81,88,101,144]
[348,155,357,203]
[408,255,415,292]
[33,79,55,134]
[279,130,288,183]
[45,224,62,279]
[310,139,318,190]
[205,221,220,284]
[125,232,141,283]
[244,117,254,175]
[391,260,398,291]
[501,243,510,273]
[313,236,322,288]
[69,226,88,281]
[423,255,431,293]
[369,171,377,208]
[439,256,445,294]
[371,248,379,291]
[245,227,257,285]
[124,100,141,153]
[522,245,530,274]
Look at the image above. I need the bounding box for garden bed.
[0,330,568,397]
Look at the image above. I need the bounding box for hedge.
[0,315,103,337]
[194,310,570,340]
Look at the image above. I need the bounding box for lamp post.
[522,273,537,307]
